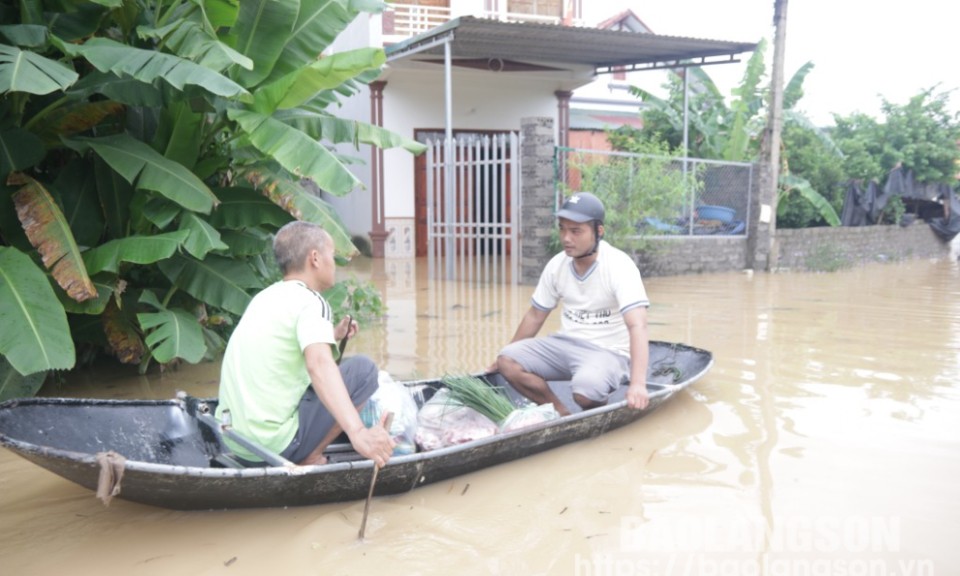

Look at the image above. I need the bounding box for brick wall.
[635,222,953,277]
[773,221,950,271]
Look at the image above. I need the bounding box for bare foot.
[298,453,328,466]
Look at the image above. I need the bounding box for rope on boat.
[95,451,127,506]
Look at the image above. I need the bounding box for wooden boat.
[0,341,712,510]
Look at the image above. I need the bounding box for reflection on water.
[2,258,959,575]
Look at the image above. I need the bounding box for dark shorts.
[498,334,630,402]
[279,355,379,463]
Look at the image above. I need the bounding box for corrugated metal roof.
[385,16,757,73]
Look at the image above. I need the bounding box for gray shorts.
[498,334,630,402]
[279,355,379,463]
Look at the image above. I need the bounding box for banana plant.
[0,0,424,398]
[626,37,843,228]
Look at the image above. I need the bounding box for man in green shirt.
[217,221,394,467]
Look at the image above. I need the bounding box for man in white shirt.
[496,192,650,415]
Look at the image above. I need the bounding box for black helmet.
[556,192,605,223]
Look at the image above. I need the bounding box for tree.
[622,37,841,228]
[0,0,424,399]
[832,88,960,185]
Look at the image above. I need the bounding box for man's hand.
[334,315,358,341]
[626,382,649,410]
[346,424,395,468]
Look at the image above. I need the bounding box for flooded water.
[2,257,959,575]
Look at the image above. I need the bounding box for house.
[325,2,755,261]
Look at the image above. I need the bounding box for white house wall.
[380,67,565,220]
[325,15,375,240]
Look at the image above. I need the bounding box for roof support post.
[368,80,389,258]
[443,37,455,279]
[555,90,572,188]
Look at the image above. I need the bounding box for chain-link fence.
[556,147,753,240]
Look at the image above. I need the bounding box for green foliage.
[0,246,75,376]
[621,40,842,228]
[563,141,699,252]
[879,196,906,225]
[832,88,960,185]
[322,277,385,325]
[777,123,847,228]
[0,0,416,388]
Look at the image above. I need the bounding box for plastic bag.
[499,403,560,433]
[414,389,498,451]
[360,371,419,455]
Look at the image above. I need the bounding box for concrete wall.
[634,221,953,277]
[773,222,951,271]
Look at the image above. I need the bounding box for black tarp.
[929,187,960,241]
[839,167,960,241]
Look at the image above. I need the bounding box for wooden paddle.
[336,314,352,366]
[358,411,393,540]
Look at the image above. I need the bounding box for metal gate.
[425,132,520,283]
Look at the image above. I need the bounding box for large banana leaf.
[12,174,97,301]
[239,166,356,256]
[158,253,263,316]
[0,128,45,177]
[28,100,125,148]
[724,40,767,162]
[67,134,219,214]
[276,110,426,153]
[0,43,79,95]
[229,0,300,88]
[267,0,372,81]
[202,0,242,29]
[229,109,361,195]
[55,37,251,101]
[0,246,75,375]
[783,61,815,111]
[253,47,385,112]
[68,71,163,107]
[628,86,684,134]
[155,100,203,169]
[209,186,293,229]
[179,212,228,259]
[0,355,47,402]
[780,174,841,226]
[137,291,206,364]
[220,228,272,257]
[0,24,48,48]
[82,230,190,275]
[138,20,253,72]
[59,275,116,315]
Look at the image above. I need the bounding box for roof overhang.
[385,16,757,75]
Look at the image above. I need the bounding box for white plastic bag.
[414,389,498,451]
[499,403,560,433]
[360,371,419,455]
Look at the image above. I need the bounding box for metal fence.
[557,147,753,238]
[425,133,521,283]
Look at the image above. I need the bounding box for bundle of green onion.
[440,374,516,424]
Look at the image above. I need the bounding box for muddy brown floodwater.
[2,258,959,576]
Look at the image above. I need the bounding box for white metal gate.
[425,132,520,283]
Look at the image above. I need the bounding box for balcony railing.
[383,4,452,38]
[382,3,583,42]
